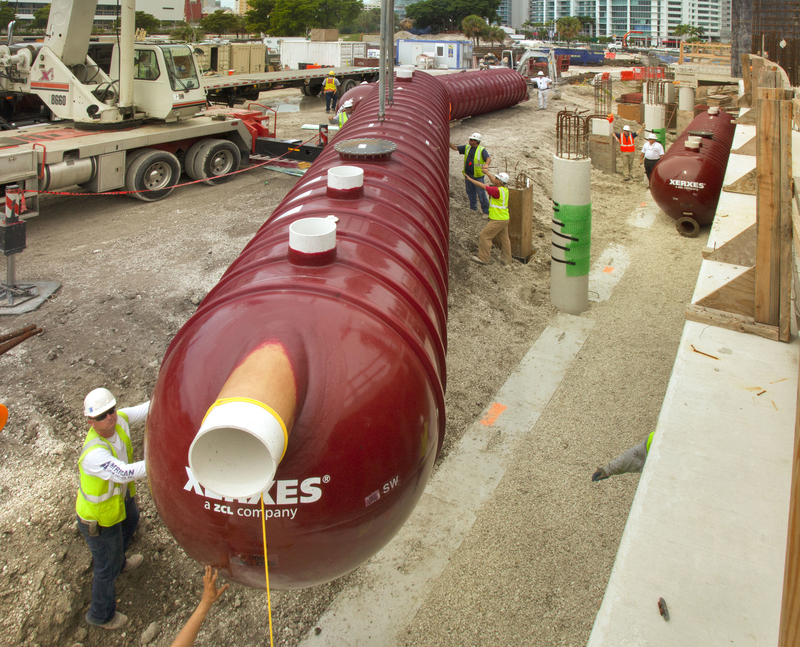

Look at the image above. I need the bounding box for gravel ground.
[0,75,704,647]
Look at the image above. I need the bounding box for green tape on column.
[553,202,592,277]
[653,127,666,149]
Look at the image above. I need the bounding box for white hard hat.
[497,172,510,184]
[537,71,544,76]
[342,99,354,109]
[647,132,657,139]
[469,132,481,142]
[623,125,630,131]
[84,388,116,417]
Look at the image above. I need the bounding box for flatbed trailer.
[203,66,381,106]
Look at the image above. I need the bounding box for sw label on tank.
[365,475,401,507]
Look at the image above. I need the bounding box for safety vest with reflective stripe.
[464,144,485,178]
[75,411,135,526]
[324,77,336,92]
[338,111,349,127]
[488,186,509,221]
[620,132,635,152]
[646,430,655,453]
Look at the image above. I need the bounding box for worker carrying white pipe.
[464,167,513,267]
[533,71,552,110]
[592,431,655,481]
[75,388,149,631]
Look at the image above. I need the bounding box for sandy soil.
[0,75,694,647]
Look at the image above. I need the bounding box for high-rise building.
[528,0,729,44]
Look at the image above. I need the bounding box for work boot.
[99,612,128,630]
[471,256,489,265]
[122,554,143,573]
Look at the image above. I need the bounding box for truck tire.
[192,139,241,186]
[125,149,180,202]
[303,84,321,97]
[184,140,207,180]
[340,79,357,94]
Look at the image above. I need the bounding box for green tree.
[407,0,498,32]
[576,15,594,36]
[0,1,15,28]
[32,3,51,29]
[672,23,692,50]
[200,10,240,37]
[135,11,161,32]
[486,25,506,45]
[556,16,581,47]
[356,7,382,33]
[268,0,361,36]
[171,25,205,41]
[245,0,275,34]
[461,14,487,46]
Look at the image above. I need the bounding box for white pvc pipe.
[644,104,665,133]
[189,400,287,499]
[550,156,591,315]
[289,216,337,254]
[397,68,413,80]
[327,166,363,191]
[678,86,695,112]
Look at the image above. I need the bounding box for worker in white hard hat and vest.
[323,70,340,114]
[76,388,149,631]
[613,123,645,180]
[329,98,354,128]
[534,70,552,110]
[464,168,513,266]
[449,133,492,215]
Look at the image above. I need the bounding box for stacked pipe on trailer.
[145,68,528,590]
[649,107,736,237]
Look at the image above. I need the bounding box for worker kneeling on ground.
[465,168,513,267]
[76,388,150,630]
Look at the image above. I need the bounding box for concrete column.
[550,156,591,315]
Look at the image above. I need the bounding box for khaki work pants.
[478,219,512,265]
[619,151,634,179]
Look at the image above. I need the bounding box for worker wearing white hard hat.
[640,132,665,186]
[534,70,552,109]
[76,388,150,631]
[448,133,492,215]
[464,168,513,266]
[338,99,355,128]
[613,122,645,180]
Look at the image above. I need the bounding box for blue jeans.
[78,494,139,625]
[325,91,337,112]
[465,176,489,214]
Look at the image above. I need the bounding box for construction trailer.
[279,41,368,70]
[395,39,473,69]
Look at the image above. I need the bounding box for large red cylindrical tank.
[145,69,527,590]
[649,108,736,236]
[437,68,529,120]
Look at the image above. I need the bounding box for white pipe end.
[708,106,720,115]
[189,400,286,499]
[397,68,413,79]
[327,165,363,191]
[289,216,337,254]
[685,141,700,151]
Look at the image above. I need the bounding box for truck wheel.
[184,140,207,180]
[125,149,180,202]
[340,79,356,94]
[192,139,241,186]
[303,84,321,97]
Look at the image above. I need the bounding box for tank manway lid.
[688,130,714,140]
[335,139,397,162]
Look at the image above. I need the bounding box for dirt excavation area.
[0,74,704,647]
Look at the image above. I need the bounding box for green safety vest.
[338,111,349,128]
[646,430,655,453]
[464,144,485,178]
[75,411,136,527]
[488,186,509,221]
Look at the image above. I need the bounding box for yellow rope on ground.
[261,494,275,647]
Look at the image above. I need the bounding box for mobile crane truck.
[0,0,334,312]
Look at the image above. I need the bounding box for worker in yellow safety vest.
[592,431,656,481]
[463,168,513,266]
[449,132,492,215]
[323,70,340,114]
[76,388,149,631]
[337,99,354,127]
[613,123,644,181]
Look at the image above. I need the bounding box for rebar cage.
[556,111,589,160]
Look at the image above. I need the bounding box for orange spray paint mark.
[481,402,507,426]
[603,266,614,273]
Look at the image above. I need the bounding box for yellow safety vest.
[464,144,485,178]
[338,111,349,127]
[324,77,336,92]
[646,430,655,453]
[488,186,509,221]
[75,411,136,527]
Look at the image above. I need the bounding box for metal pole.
[386,0,395,105]
[378,0,387,120]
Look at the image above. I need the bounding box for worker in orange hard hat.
[322,70,340,114]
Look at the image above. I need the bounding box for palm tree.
[673,23,692,51]
[556,16,581,47]
[487,25,507,46]
[462,15,488,47]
